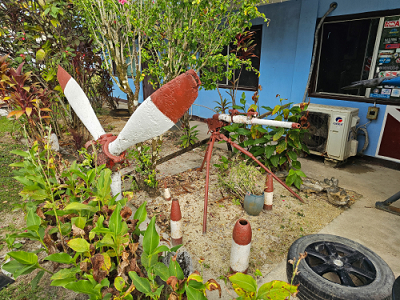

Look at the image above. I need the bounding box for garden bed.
[0,110,362,299]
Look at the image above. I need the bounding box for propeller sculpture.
[57,66,201,200]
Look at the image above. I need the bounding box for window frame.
[310,9,400,105]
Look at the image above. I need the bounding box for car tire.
[286,234,395,300]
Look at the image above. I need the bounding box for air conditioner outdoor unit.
[299,104,360,161]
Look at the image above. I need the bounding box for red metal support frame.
[198,114,305,234]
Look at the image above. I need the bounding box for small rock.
[300,179,325,193]
[326,187,349,206]
[162,251,193,278]
[324,177,339,188]
[275,170,288,180]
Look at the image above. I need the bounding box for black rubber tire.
[287,234,395,300]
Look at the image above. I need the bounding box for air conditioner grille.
[302,112,329,153]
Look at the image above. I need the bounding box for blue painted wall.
[194,0,400,158]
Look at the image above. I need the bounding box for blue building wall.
[194,0,400,158]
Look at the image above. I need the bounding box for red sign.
[385,44,400,49]
[385,20,400,28]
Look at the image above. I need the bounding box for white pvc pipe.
[111,172,123,201]
[218,114,297,129]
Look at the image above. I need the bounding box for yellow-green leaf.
[272,105,281,115]
[68,238,90,253]
[50,19,60,27]
[25,107,32,116]
[36,49,46,61]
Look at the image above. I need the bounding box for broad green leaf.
[153,245,169,255]
[61,222,72,235]
[286,175,295,187]
[114,276,125,292]
[31,270,45,289]
[2,260,28,277]
[270,155,279,168]
[273,128,285,141]
[143,216,159,255]
[50,278,76,287]
[257,280,297,300]
[295,170,306,178]
[13,176,33,186]
[236,128,251,136]
[169,259,184,280]
[65,280,100,296]
[68,238,90,253]
[10,150,29,157]
[109,203,125,237]
[229,273,257,293]
[170,244,183,252]
[265,145,275,158]
[71,217,87,229]
[261,106,273,112]
[294,176,302,189]
[26,208,41,231]
[8,251,38,265]
[188,280,205,290]
[51,267,80,280]
[279,156,287,165]
[152,262,170,281]
[186,285,207,300]
[292,160,301,169]
[133,201,147,225]
[14,264,38,278]
[64,202,97,213]
[129,271,152,294]
[288,151,297,161]
[44,253,74,264]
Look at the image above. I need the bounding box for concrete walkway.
[188,120,400,298]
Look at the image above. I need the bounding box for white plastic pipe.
[218,114,300,129]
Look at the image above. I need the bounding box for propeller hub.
[85,133,126,169]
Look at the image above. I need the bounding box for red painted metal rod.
[218,114,301,129]
[218,133,305,204]
[203,135,217,234]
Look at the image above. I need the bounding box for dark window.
[316,19,379,96]
[312,10,400,103]
[218,25,262,91]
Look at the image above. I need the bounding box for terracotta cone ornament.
[57,66,201,199]
[170,198,183,246]
[264,174,273,210]
[230,219,252,273]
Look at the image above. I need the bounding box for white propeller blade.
[57,66,106,140]
[108,70,201,156]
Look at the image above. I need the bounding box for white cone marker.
[170,198,183,246]
[57,66,106,140]
[230,219,252,273]
[164,182,171,201]
[264,174,273,210]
